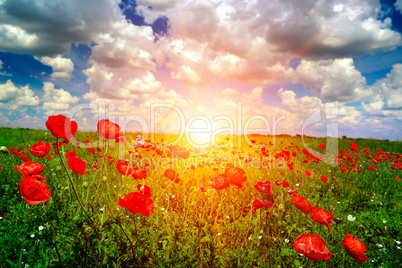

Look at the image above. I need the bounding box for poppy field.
[0,115,402,267]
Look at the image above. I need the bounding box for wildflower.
[294,234,333,260]
[118,192,155,217]
[137,184,151,197]
[14,161,44,176]
[116,161,134,176]
[38,226,44,231]
[252,199,274,214]
[20,175,51,205]
[97,119,121,140]
[164,169,180,183]
[209,174,229,189]
[292,194,312,215]
[45,115,78,142]
[310,207,333,232]
[254,181,271,194]
[342,234,368,262]
[225,164,246,188]
[132,170,147,180]
[67,157,88,175]
[28,140,51,158]
[347,215,356,221]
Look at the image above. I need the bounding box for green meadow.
[0,127,401,267]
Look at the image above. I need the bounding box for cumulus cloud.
[0,59,11,76]
[395,0,402,14]
[10,114,42,129]
[136,0,401,86]
[277,88,322,114]
[0,111,11,126]
[82,19,189,124]
[369,64,402,108]
[0,80,40,111]
[0,0,121,56]
[295,58,373,101]
[41,82,79,115]
[35,55,74,81]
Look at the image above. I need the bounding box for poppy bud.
[56,166,62,172]
[102,176,107,183]
[82,181,89,189]
[0,146,8,154]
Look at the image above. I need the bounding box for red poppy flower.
[320,176,328,183]
[132,170,147,180]
[14,161,44,176]
[292,194,312,215]
[65,150,77,159]
[28,140,51,157]
[97,119,121,139]
[282,181,290,188]
[225,165,246,188]
[287,189,295,194]
[118,192,155,217]
[209,174,229,189]
[294,234,333,260]
[310,207,333,232]
[275,180,282,186]
[254,181,272,194]
[342,233,368,263]
[350,142,357,151]
[368,166,377,172]
[45,115,78,143]
[68,157,88,175]
[137,184,151,197]
[305,170,313,178]
[116,161,134,176]
[164,169,180,183]
[19,154,30,162]
[396,176,401,181]
[319,144,326,150]
[252,199,274,214]
[342,168,348,173]
[20,175,51,205]
[200,184,207,192]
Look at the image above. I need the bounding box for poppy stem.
[50,222,63,268]
[55,138,102,241]
[117,220,140,266]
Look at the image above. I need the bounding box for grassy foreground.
[0,127,401,267]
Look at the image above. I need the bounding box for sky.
[0,0,402,140]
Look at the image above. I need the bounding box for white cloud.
[0,80,40,111]
[361,94,402,120]
[369,64,402,108]
[136,0,401,86]
[0,0,121,56]
[295,58,373,101]
[395,0,402,14]
[0,79,18,100]
[41,82,79,115]
[0,59,11,76]
[0,111,11,126]
[277,88,322,114]
[10,114,41,129]
[35,55,74,81]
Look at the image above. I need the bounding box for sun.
[190,132,211,146]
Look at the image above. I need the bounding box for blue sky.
[0,0,402,140]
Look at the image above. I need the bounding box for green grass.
[0,127,401,267]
